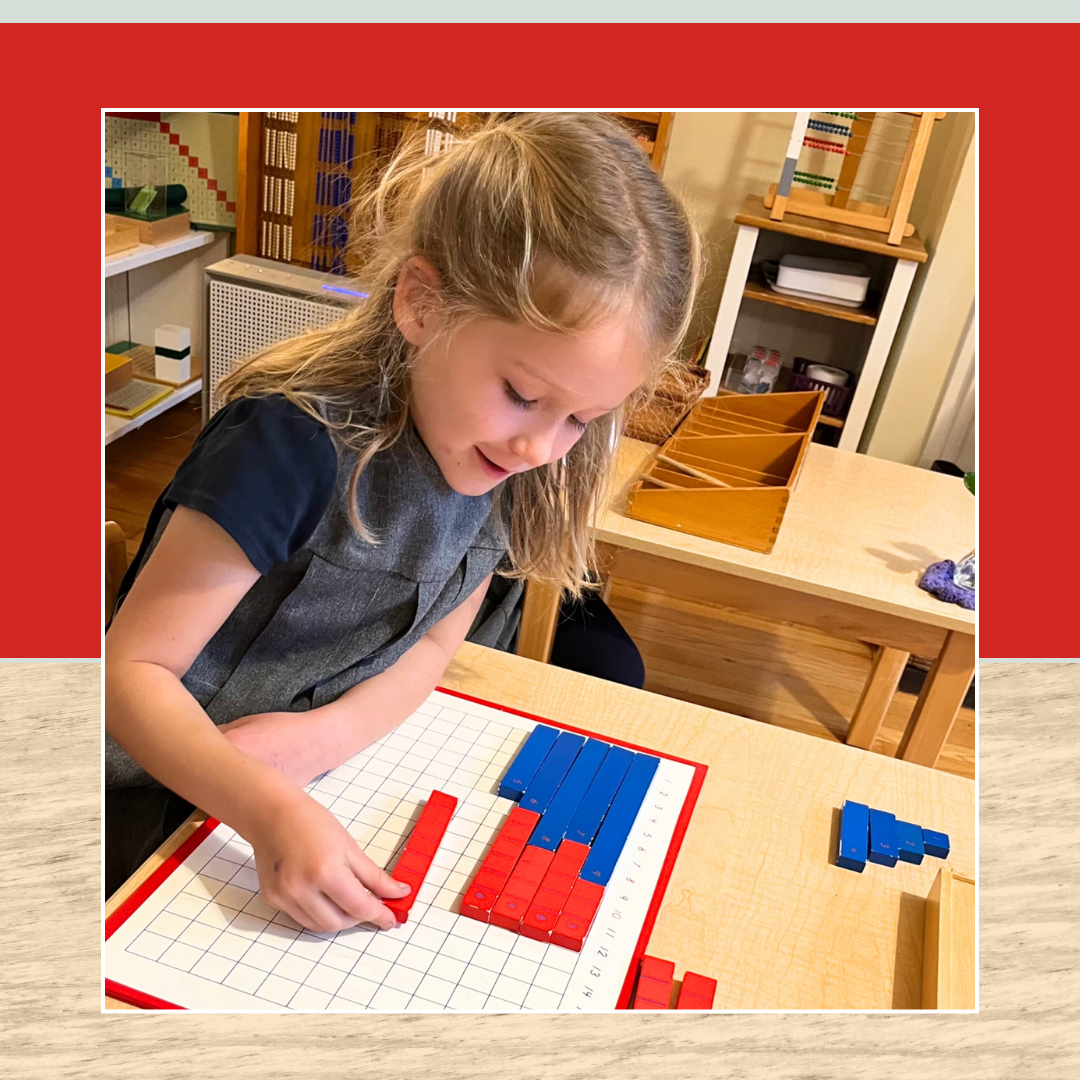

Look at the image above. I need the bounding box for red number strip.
[632,955,676,1009]
[520,840,590,942]
[385,790,457,923]
[459,806,541,923]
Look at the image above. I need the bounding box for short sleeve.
[165,395,338,574]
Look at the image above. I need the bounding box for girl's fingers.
[321,865,398,931]
[346,843,412,901]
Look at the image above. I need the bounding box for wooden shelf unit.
[704,194,927,452]
[742,269,879,327]
[236,111,674,275]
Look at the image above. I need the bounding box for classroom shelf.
[104,229,215,279]
[104,378,201,446]
[742,272,878,327]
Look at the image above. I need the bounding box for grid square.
[289,933,332,961]
[231,866,261,893]
[315,776,347,797]
[273,952,316,983]
[396,943,436,973]
[459,964,499,994]
[257,973,300,1006]
[491,974,530,1005]
[533,963,572,994]
[321,943,362,973]
[160,941,204,972]
[330,797,364,819]
[383,964,424,995]
[208,931,250,961]
[502,954,540,983]
[414,973,456,1006]
[351,954,393,983]
[190,951,235,983]
[178,920,221,951]
[224,963,266,994]
[449,917,486,943]
[337,974,379,1007]
[227,912,270,940]
[257,921,302,949]
[447,984,489,1011]
[290,985,333,1011]
[304,963,348,995]
[369,985,411,1010]
[365,933,406,963]
[510,934,549,963]
[440,934,479,963]
[215,884,256,911]
[128,931,171,961]
[428,954,467,984]
[199,858,241,882]
[147,911,189,939]
[544,945,580,973]
[472,944,508,973]
[166,892,208,920]
[243,941,285,972]
[523,984,564,1011]
[420,905,459,933]
[481,924,518,951]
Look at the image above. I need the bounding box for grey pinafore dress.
[105,413,522,789]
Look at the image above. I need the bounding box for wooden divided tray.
[624,390,825,554]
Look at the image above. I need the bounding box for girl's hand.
[249,787,411,933]
[218,711,333,788]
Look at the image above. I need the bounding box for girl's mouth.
[475,447,509,479]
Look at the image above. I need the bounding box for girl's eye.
[568,416,588,434]
[504,381,535,410]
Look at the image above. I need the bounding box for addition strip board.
[105,688,706,1012]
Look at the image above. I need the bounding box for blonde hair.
[220,112,701,597]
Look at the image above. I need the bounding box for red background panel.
[1,23,1072,657]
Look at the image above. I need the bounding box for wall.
[104,112,239,228]
[861,117,976,463]
[661,111,976,464]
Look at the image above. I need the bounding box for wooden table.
[518,438,976,769]
[105,644,975,1009]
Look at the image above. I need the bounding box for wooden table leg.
[896,631,976,767]
[847,645,910,749]
[515,578,562,663]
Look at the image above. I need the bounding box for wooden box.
[133,210,191,246]
[104,352,133,395]
[104,215,141,256]
[624,390,825,554]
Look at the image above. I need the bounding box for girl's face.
[396,261,648,497]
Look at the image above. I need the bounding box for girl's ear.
[392,257,443,347]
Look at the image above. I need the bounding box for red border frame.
[104,685,708,1011]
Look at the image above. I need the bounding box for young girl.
[104,112,700,938]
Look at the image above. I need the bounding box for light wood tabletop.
[106,643,975,1011]
[603,439,975,634]
[519,438,976,770]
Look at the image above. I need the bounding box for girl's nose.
[509,424,560,470]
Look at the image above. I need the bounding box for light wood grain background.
[3,661,1078,1078]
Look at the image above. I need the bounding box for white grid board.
[104,691,695,1012]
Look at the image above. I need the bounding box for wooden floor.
[105,400,975,780]
[105,397,205,561]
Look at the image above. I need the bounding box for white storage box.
[776,255,871,304]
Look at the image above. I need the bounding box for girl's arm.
[217,571,493,785]
[105,505,410,932]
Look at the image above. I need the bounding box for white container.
[776,255,871,305]
[155,324,191,352]
[155,353,191,383]
[806,363,849,387]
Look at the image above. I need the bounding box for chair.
[105,522,129,626]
